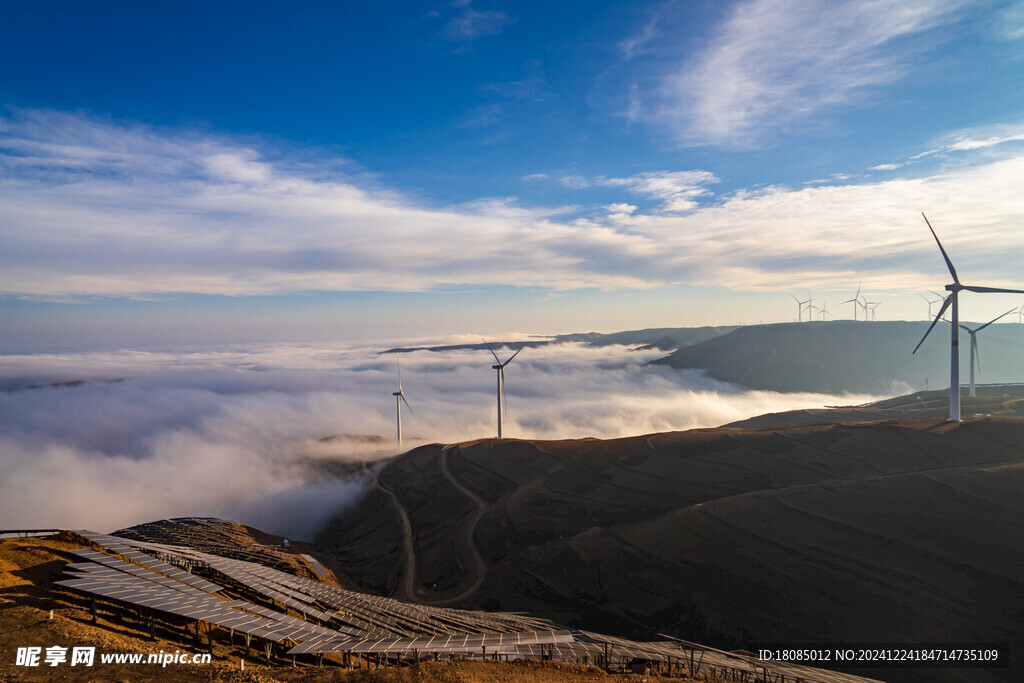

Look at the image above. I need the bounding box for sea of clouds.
[0,339,877,540]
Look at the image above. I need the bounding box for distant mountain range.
[382,326,737,354]
[651,320,1024,395]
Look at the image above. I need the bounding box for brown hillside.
[318,418,1024,682]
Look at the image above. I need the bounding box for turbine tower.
[841,284,861,321]
[392,358,412,450]
[482,339,523,439]
[959,308,1017,397]
[913,213,1024,421]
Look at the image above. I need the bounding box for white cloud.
[619,15,659,59]
[645,0,965,147]
[871,163,904,171]
[606,203,637,216]
[522,173,549,181]
[0,341,877,536]
[599,170,719,212]
[558,174,592,189]
[910,122,1024,159]
[442,8,513,42]
[4,109,1024,299]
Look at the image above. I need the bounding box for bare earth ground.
[0,537,716,683]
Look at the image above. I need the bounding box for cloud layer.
[3,109,1024,300]
[0,340,876,537]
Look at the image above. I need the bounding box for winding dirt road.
[379,444,488,605]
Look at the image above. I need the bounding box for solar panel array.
[53,528,877,682]
[112,517,308,576]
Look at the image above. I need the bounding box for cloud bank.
[3,109,1024,299]
[0,340,876,538]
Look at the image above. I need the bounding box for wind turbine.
[841,284,861,321]
[788,293,810,322]
[959,308,1017,397]
[858,294,871,320]
[392,358,412,450]
[913,213,1024,421]
[919,292,943,320]
[482,339,523,439]
[865,301,881,321]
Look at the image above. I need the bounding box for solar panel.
[288,629,575,655]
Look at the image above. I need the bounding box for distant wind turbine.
[865,301,881,321]
[811,302,831,321]
[841,284,861,321]
[959,308,1017,397]
[482,339,523,439]
[858,294,871,320]
[788,293,810,322]
[913,213,1024,421]
[919,292,943,320]
[393,358,412,450]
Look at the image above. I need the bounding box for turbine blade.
[974,307,1017,332]
[481,338,502,364]
[788,292,800,303]
[962,285,1024,295]
[401,394,413,414]
[396,357,402,391]
[504,346,524,365]
[913,294,953,354]
[975,337,981,373]
[922,213,960,284]
[958,324,973,332]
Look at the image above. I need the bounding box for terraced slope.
[319,418,1024,682]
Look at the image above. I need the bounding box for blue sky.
[3,0,1024,350]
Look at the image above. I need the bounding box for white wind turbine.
[959,308,1017,398]
[841,284,861,321]
[482,339,523,439]
[858,294,871,320]
[392,358,412,450]
[919,292,944,320]
[913,213,1024,421]
[865,301,881,321]
[788,293,811,322]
